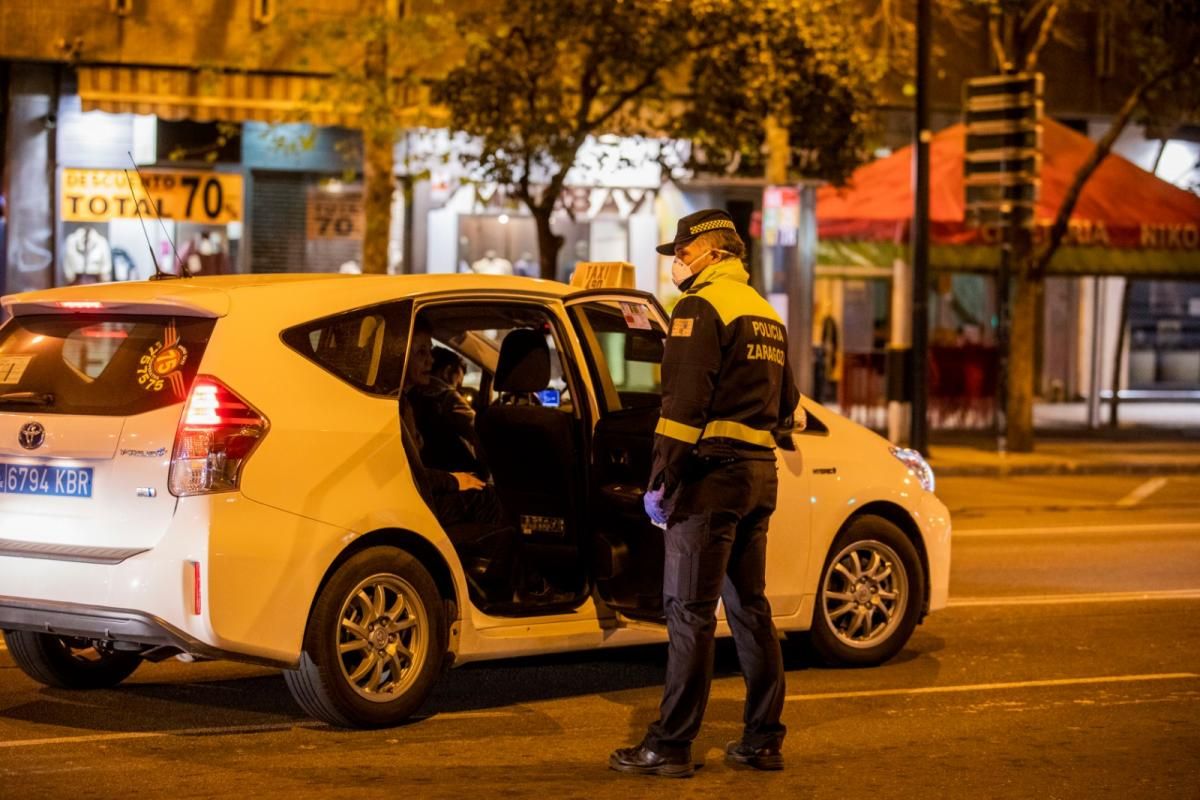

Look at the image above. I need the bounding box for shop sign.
[762,186,800,247]
[61,168,243,224]
[976,219,1199,250]
[306,188,364,240]
[1140,223,1200,250]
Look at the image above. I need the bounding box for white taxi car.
[0,273,950,728]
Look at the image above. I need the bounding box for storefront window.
[1129,280,1200,389]
[58,168,243,284]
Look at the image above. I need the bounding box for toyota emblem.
[18,422,45,451]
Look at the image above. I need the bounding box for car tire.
[808,515,925,667]
[284,546,446,728]
[2,630,142,689]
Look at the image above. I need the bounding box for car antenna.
[123,168,175,281]
[126,152,188,279]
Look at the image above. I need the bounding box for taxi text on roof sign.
[569,261,636,290]
[61,168,244,225]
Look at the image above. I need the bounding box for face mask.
[671,249,716,288]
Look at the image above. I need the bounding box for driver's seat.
[476,329,581,558]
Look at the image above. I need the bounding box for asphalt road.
[2,474,1198,799]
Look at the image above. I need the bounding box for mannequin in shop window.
[111,248,138,281]
[63,226,113,285]
[177,231,230,276]
[513,251,536,278]
[470,249,513,276]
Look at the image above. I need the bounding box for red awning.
[817,119,1200,254]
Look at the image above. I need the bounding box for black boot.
[608,743,694,778]
[724,740,784,771]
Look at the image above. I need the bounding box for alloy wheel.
[335,573,429,703]
[821,539,909,649]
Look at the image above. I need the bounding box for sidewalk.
[929,438,1200,477]
[917,399,1200,476]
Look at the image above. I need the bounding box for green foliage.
[264,1,459,142]
[434,0,878,209]
[434,0,694,211]
[166,122,242,164]
[680,0,881,183]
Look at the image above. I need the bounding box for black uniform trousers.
[644,457,787,758]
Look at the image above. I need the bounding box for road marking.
[954,521,1200,538]
[0,721,325,749]
[948,588,1200,607]
[784,672,1199,703]
[1116,477,1169,507]
[0,708,520,749]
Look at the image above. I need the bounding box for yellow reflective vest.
[650,258,801,495]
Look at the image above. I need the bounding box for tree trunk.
[532,206,564,281]
[1006,273,1041,452]
[1109,278,1132,428]
[362,129,394,275]
[400,174,415,275]
[361,0,393,275]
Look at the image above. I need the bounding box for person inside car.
[400,319,562,604]
[399,321,512,595]
[410,346,488,477]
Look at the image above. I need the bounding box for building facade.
[3,1,1198,421]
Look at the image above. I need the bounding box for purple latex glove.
[643,486,668,527]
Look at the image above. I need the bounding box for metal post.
[790,185,816,398]
[1086,277,1105,429]
[887,258,913,444]
[995,236,1011,449]
[910,0,931,455]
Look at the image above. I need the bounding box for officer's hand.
[643,487,668,528]
[453,472,486,491]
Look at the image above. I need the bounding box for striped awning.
[77,65,438,128]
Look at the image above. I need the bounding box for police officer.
[610,209,801,778]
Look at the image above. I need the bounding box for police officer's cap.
[656,209,737,256]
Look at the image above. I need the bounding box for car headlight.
[889,446,936,493]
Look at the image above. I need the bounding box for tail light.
[169,376,268,496]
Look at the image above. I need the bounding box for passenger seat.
[476,329,581,556]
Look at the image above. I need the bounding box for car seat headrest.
[495,329,550,393]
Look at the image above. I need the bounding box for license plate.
[0,463,94,498]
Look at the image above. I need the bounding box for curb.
[934,461,1200,478]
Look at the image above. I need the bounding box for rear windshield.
[0,314,215,416]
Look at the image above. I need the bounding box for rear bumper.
[0,492,353,666]
[0,596,293,669]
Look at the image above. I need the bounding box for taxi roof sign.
[569,261,635,290]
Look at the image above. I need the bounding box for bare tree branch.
[988,12,1009,71]
[1031,54,1199,280]
[1020,0,1053,33]
[586,67,665,131]
[1023,2,1059,72]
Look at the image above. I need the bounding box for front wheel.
[808,515,925,667]
[3,630,142,689]
[284,546,446,728]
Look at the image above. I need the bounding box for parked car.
[0,273,950,727]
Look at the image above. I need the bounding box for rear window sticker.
[620,302,653,331]
[137,320,189,399]
[0,355,33,385]
[671,318,694,337]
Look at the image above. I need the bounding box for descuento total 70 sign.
[61,168,243,225]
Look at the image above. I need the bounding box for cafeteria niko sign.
[61,168,243,225]
[974,219,1200,250]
